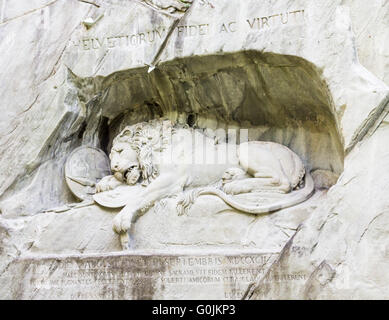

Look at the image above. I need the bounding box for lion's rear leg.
[253,172,291,193]
[252,166,291,193]
[221,165,291,195]
[223,176,290,195]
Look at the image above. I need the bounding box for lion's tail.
[196,173,315,215]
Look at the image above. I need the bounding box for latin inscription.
[72,26,168,50]
[176,24,210,37]
[11,253,309,299]
[71,9,305,51]
[246,10,305,30]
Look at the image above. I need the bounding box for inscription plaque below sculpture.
[3,252,305,300]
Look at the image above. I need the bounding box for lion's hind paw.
[176,198,190,216]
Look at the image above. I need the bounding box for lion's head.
[110,119,173,186]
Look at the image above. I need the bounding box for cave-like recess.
[75,50,344,175]
[0,50,345,217]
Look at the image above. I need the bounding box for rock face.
[0,0,388,299]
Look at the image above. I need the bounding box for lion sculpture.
[95,119,314,248]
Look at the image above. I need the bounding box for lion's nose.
[113,164,119,170]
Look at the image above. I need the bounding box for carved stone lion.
[96,119,314,248]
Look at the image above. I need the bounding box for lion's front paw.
[113,211,133,234]
[96,175,119,193]
[223,180,250,195]
[95,180,109,193]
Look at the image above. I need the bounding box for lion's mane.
[112,119,175,186]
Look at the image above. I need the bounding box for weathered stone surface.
[0,205,121,258]
[0,0,388,299]
[244,115,389,300]
[345,0,389,86]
